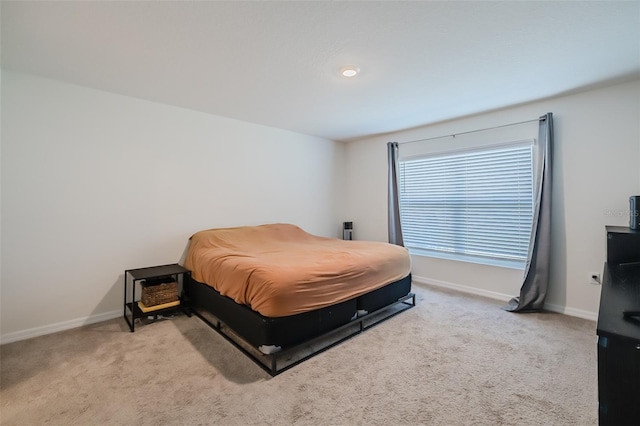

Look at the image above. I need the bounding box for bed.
[183,223,414,375]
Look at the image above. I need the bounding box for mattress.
[184,223,411,317]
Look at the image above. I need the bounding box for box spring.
[184,274,412,349]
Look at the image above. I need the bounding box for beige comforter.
[184,223,411,317]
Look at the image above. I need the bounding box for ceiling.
[2,1,639,142]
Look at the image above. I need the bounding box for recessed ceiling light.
[340,66,360,77]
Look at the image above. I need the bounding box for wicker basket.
[141,281,178,307]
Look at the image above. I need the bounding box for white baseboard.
[412,275,598,322]
[0,277,599,345]
[412,275,513,302]
[542,303,598,322]
[0,309,122,345]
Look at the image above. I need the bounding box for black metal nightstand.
[123,263,191,332]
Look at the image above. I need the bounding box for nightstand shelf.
[123,263,191,332]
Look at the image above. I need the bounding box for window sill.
[407,247,526,270]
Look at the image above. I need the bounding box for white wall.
[0,70,346,342]
[345,79,640,320]
[0,67,3,335]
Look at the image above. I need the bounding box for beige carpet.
[0,283,598,425]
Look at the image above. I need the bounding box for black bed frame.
[184,274,415,376]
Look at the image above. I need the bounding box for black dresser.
[597,226,640,425]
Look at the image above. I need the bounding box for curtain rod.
[397,117,542,145]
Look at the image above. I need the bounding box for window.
[399,141,534,269]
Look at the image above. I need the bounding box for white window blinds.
[399,142,534,268]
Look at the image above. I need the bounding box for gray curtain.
[387,142,404,246]
[505,113,554,312]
